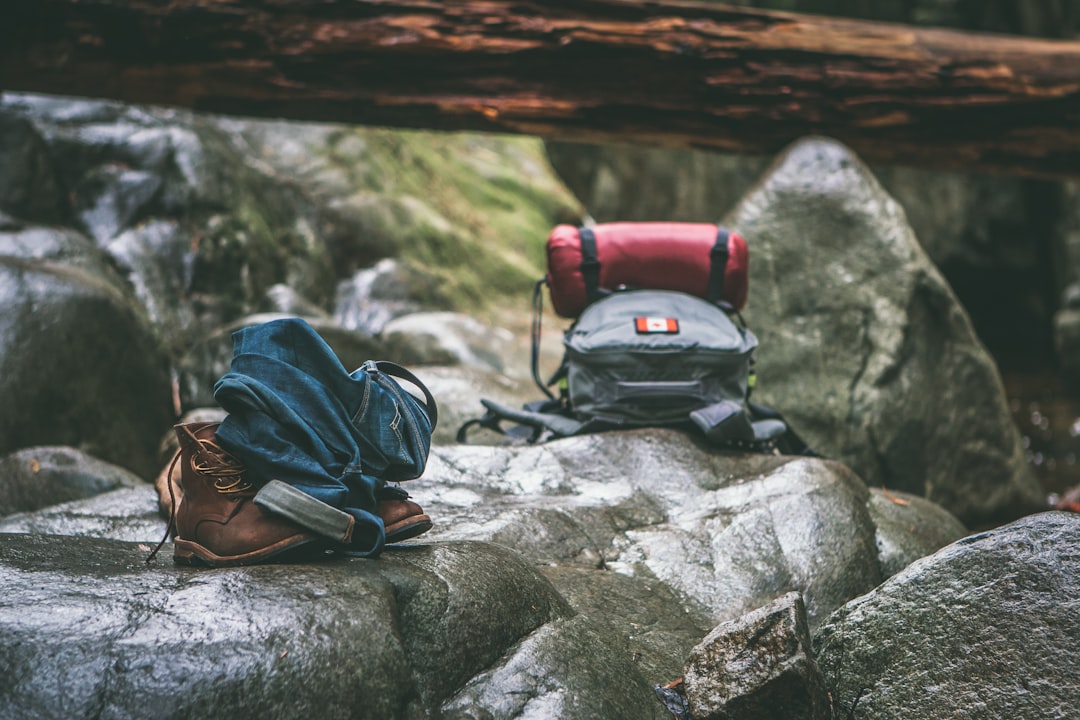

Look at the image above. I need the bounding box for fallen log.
[2,0,1080,178]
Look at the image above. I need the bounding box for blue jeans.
[212,318,433,557]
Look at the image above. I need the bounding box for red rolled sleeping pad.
[545,222,749,319]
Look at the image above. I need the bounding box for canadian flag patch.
[635,316,679,334]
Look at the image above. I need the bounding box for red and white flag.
[635,316,679,334]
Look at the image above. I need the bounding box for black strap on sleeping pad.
[531,278,556,399]
[579,226,601,307]
[708,227,730,305]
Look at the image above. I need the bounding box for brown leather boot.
[377,485,432,543]
[168,422,322,567]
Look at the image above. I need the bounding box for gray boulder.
[0,224,173,478]
[683,591,830,720]
[0,447,144,518]
[0,486,165,543]
[1,94,339,352]
[0,534,577,720]
[0,112,68,225]
[334,259,432,335]
[415,432,884,629]
[0,428,981,718]
[412,364,546,446]
[379,312,514,374]
[730,137,1043,527]
[814,511,1080,720]
[442,613,673,719]
[867,486,968,578]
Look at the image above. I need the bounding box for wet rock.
[867,486,968,578]
[730,137,1043,527]
[105,219,197,356]
[0,112,68,225]
[414,431,884,629]
[683,591,830,720]
[443,614,673,720]
[0,534,572,719]
[2,427,975,719]
[263,282,331,319]
[74,164,162,244]
[540,565,712,685]
[814,512,1080,720]
[0,225,173,478]
[0,447,144,518]
[380,312,514,373]
[0,486,164,543]
[2,94,339,348]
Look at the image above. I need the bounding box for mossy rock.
[225,121,584,316]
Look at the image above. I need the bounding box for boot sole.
[385,514,432,544]
[173,535,322,568]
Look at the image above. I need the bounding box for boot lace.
[191,438,253,494]
[146,436,253,563]
[147,449,182,563]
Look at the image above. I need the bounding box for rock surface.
[683,591,830,720]
[814,511,1080,720]
[0,535,572,719]
[0,446,144,517]
[0,427,1056,719]
[0,223,173,478]
[730,137,1043,527]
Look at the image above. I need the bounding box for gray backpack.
[459,288,814,453]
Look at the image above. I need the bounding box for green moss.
[319,127,582,315]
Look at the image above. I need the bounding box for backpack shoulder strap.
[689,399,821,457]
[747,401,821,457]
[457,398,587,444]
[531,278,557,399]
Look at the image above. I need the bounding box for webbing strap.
[456,398,586,444]
[708,227,730,304]
[747,401,821,457]
[369,359,438,428]
[254,480,356,544]
[579,226,601,306]
[531,278,555,399]
[482,398,586,436]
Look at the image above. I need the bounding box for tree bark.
[2,0,1080,178]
